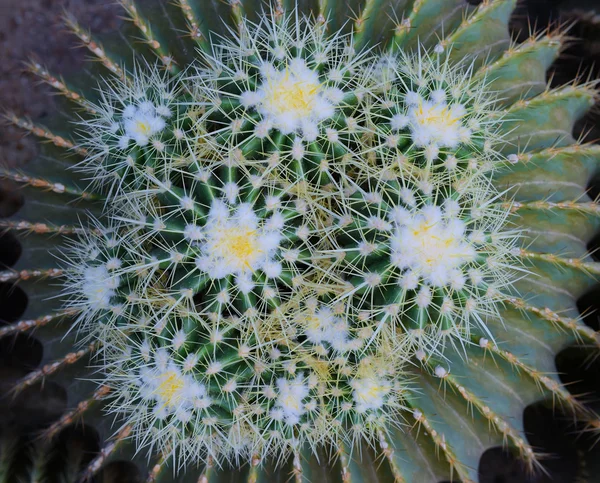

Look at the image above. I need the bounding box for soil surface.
[0,0,121,168]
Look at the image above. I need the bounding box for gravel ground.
[0,0,121,169]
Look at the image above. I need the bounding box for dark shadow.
[0,181,23,219]
[555,345,600,413]
[99,461,143,483]
[576,286,600,331]
[0,231,21,268]
[587,230,600,262]
[0,333,42,371]
[45,424,101,480]
[0,282,28,324]
[479,447,534,483]
[1,381,67,430]
[588,174,600,205]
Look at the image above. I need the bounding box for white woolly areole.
[119,101,169,148]
[350,374,392,413]
[402,91,470,152]
[82,265,120,310]
[272,374,310,425]
[391,205,476,288]
[195,199,284,291]
[241,58,337,139]
[137,350,211,421]
[301,305,353,353]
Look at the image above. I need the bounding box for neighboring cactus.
[1,1,600,482]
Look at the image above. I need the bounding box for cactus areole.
[3,1,600,481]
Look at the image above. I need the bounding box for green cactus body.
[1,1,600,482]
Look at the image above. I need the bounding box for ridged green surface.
[1,1,599,482]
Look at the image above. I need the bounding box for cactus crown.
[61,6,522,466]
[3,0,600,481]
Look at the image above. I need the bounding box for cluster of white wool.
[194,197,285,294]
[76,65,178,192]
[270,374,312,425]
[292,301,363,353]
[82,264,121,310]
[241,58,341,140]
[137,349,211,422]
[331,177,521,352]
[60,226,128,340]
[118,100,171,148]
[101,327,243,462]
[391,203,476,291]
[191,9,373,167]
[374,48,500,177]
[391,90,471,156]
[350,374,393,413]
